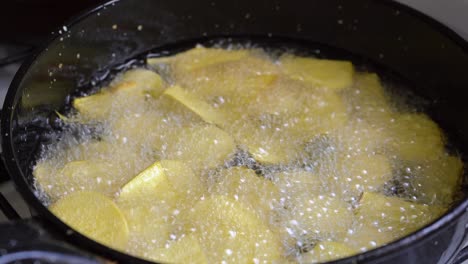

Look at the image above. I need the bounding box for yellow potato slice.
[212,167,280,224]
[334,119,389,153]
[299,241,356,263]
[389,113,445,161]
[347,73,393,123]
[117,160,203,251]
[357,192,444,239]
[250,144,298,165]
[60,160,121,194]
[178,55,278,103]
[55,110,69,122]
[148,235,208,264]
[73,69,165,121]
[120,202,175,252]
[73,92,114,120]
[33,138,154,201]
[335,153,392,197]
[289,91,348,138]
[163,51,279,125]
[186,195,283,264]
[406,154,463,206]
[34,161,60,198]
[254,228,285,264]
[50,191,129,250]
[34,160,121,200]
[159,160,205,199]
[348,192,444,251]
[163,85,227,126]
[111,113,182,151]
[118,161,175,202]
[250,86,348,143]
[345,192,446,252]
[248,76,348,130]
[283,195,354,240]
[147,46,249,75]
[112,68,165,97]
[52,139,125,164]
[68,140,113,160]
[247,77,306,116]
[353,73,387,103]
[343,224,396,252]
[228,116,305,165]
[72,90,131,121]
[70,139,154,187]
[118,159,202,203]
[165,124,236,171]
[273,170,325,249]
[280,55,354,90]
[235,126,296,165]
[273,170,323,197]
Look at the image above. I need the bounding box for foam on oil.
[32,38,463,263]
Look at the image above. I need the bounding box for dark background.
[0,0,98,47]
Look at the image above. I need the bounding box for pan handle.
[0,250,100,264]
[452,246,468,264]
[445,210,468,264]
[0,218,103,264]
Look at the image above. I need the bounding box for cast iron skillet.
[2,0,468,263]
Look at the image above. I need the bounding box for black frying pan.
[2,0,468,263]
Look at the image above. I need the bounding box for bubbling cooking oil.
[33,39,463,264]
